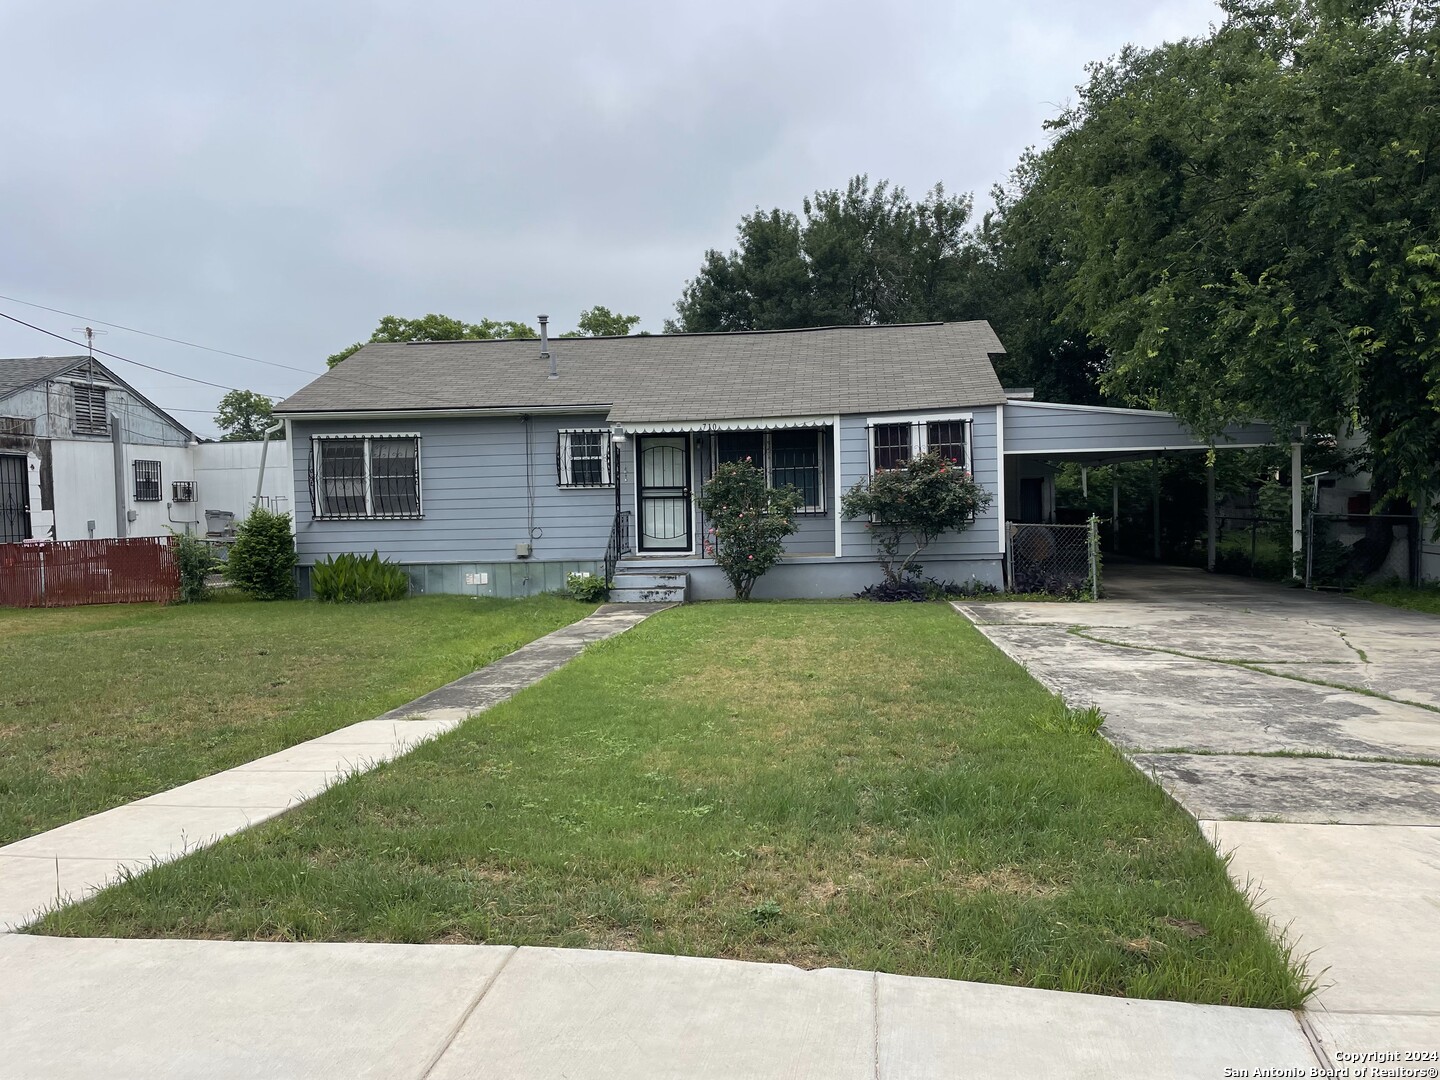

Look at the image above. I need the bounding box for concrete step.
[612,571,688,590]
[609,586,686,604]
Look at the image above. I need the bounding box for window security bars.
[132,460,162,501]
[708,430,826,514]
[868,419,971,473]
[72,384,109,436]
[310,435,422,519]
[557,430,613,487]
[171,480,197,503]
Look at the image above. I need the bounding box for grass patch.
[34,604,1309,1007]
[1351,580,1440,615]
[0,595,591,843]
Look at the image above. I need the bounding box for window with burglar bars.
[72,384,109,436]
[133,460,162,501]
[868,417,970,472]
[311,435,421,519]
[556,430,612,487]
[709,430,826,514]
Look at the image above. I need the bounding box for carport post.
[1151,453,1161,561]
[1112,470,1120,549]
[1206,458,1217,572]
[1290,429,1305,580]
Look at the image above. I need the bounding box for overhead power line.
[0,310,255,393]
[0,292,323,376]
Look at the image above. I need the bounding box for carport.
[999,397,1277,572]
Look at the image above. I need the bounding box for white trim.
[311,433,423,520]
[279,405,610,422]
[632,432,696,556]
[832,414,843,558]
[864,409,974,426]
[624,414,831,434]
[1003,442,1271,455]
[1004,400,1193,418]
[994,403,1005,554]
[557,428,614,487]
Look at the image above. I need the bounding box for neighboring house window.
[72,384,109,436]
[868,416,972,472]
[133,460,162,501]
[311,435,422,519]
[711,430,826,514]
[556,430,613,487]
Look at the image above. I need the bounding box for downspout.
[254,420,285,510]
[110,414,127,537]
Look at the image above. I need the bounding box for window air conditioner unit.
[172,481,197,503]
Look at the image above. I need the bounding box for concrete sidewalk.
[0,935,1324,1079]
[954,565,1440,1056]
[0,604,667,933]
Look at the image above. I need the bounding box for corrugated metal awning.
[619,415,832,434]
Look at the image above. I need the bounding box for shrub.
[169,530,216,603]
[567,572,610,602]
[841,451,993,584]
[696,459,803,600]
[857,575,1001,602]
[224,507,297,601]
[310,551,409,603]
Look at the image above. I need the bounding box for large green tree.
[326,313,538,368]
[214,389,275,441]
[669,176,985,332]
[562,306,642,337]
[994,0,1440,515]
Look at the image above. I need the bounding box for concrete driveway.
[955,565,1440,1054]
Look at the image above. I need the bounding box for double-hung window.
[311,435,421,519]
[712,430,826,514]
[556,430,613,487]
[867,415,972,473]
[132,460,162,501]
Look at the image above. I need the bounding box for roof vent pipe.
[539,314,557,379]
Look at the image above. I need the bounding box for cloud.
[0,0,1220,435]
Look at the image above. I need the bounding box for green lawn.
[0,595,591,844]
[1352,580,1440,615]
[35,603,1308,1008]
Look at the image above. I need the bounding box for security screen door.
[636,435,690,552]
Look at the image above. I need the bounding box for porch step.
[610,571,688,604]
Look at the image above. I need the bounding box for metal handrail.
[603,509,631,583]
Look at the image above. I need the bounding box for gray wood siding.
[1003,402,1273,455]
[289,414,618,564]
[0,382,189,445]
[837,405,1004,560]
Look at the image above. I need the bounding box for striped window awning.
[618,415,832,434]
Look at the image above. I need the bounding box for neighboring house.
[274,321,1273,600]
[0,355,290,544]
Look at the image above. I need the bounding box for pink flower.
[747,554,754,560]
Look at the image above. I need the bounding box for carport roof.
[1002,400,1274,462]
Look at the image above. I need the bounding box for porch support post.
[1111,468,1120,550]
[1290,433,1304,580]
[1206,457,1217,573]
[1151,452,1161,561]
[832,415,843,557]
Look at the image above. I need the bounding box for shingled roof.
[0,355,90,400]
[275,322,1008,422]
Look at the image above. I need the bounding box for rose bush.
[696,458,802,600]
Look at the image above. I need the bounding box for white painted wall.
[43,438,291,541]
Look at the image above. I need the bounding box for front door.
[636,435,691,552]
[0,454,29,544]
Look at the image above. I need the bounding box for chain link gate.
[1006,517,1101,598]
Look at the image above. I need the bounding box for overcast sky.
[0,0,1219,437]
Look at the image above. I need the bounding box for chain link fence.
[1307,513,1420,589]
[1006,518,1101,598]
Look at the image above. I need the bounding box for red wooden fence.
[0,537,180,607]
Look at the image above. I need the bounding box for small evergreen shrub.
[310,551,409,603]
[169,530,216,603]
[224,507,297,601]
[696,459,802,600]
[567,572,610,602]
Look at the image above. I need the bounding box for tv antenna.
[71,326,107,356]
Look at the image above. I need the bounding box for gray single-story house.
[273,321,1272,600]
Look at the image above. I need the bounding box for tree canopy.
[213,389,275,441]
[326,313,538,368]
[988,0,1440,514]
[562,305,642,337]
[668,176,984,333]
